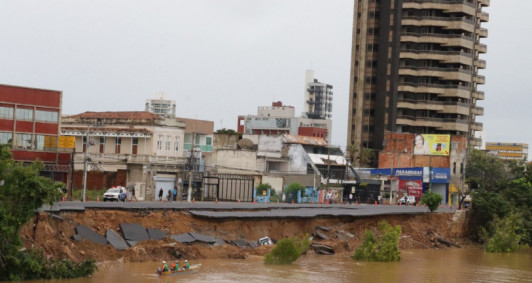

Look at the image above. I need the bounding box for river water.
[24,247,532,283]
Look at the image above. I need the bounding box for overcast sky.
[0,1,529,153]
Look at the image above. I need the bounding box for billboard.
[58,136,75,148]
[413,134,450,156]
[399,179,423,197]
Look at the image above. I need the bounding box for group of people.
[160,259,190,272]
[158,186,178,202]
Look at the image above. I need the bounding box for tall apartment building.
[145,93,176,118]
[347,0,488,154]
[304,70,333,119]
[485,142,529,161]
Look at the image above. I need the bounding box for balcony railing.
[184,143,213,152]
[402,15,474,25]
[403,0,476,8]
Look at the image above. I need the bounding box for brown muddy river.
[24,247,532,283]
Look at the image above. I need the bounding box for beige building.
[485,142,529,160]
[347,0,489,160]
[61,111,187,200]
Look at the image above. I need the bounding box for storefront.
[426,167,450,205]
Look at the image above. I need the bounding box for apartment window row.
[0,106,58,122]
[0,132,57,150]
[158,135,180,155]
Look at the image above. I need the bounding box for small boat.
[156,264,201,276]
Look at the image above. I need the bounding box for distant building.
[61,111,187,200]
[145,93,176,118]
[485,142,528,160]
[237,101,332,144]
[304,70,333,120]
[0,84,71,184]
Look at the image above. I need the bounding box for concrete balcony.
[471,106,484,116]
[402,16,475,33]
[403,1,476,16]
[472,90,485,100]
[471,122,483,131]
[399,66,472,82]
[470,137,483,147]
[400,48,473,64]
[476,43,487,53]
[396,115,469,132]
[401,33,474,49]
[398,82,471,99]
[475,59,487,69]
[479,12,489,22]
[479,0,490,7]
[478,28,488,38]
[474,75,486,84]
[397,99,470,115]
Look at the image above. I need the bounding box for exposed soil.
[19,209,473,263]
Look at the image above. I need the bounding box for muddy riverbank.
[20,207,473,263]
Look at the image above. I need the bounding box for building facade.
[145,93,176,118]
[347,0,488,154]
[485,142,529,160]
[237,101,332,143]
[61,111,187,200]
[304,70,333,120]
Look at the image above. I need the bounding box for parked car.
[103,187,127,202]
[397,195,416,205]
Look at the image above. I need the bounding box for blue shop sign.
[392,167,423,180]
[430,168,450,183]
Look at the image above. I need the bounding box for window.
[16,108,33,121]
[99,137,106,153]
[132,137,138,155]
[166,136,171,154]
[16,133,32,149]
[34,135,45,150]
[174,137,179,154]
[157,135,163,151]
[206,137,212,146]
[0,132,13,144]
[35,110,58,122]
[0,106,14,119]
[453,162,456,174]
[115,137,121,153]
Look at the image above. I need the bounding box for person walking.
[349,192,353,205]
[167,188,173,202]
[130,186,137,201]
[173,186,177,201]
[158,188,163,201]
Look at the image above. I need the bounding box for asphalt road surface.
[44,201,459,219]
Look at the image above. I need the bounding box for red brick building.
[0,84,71,184]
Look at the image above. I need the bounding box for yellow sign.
[413,134,450,156]
[59,136,75,148]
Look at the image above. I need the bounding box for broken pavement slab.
[120,223,150,242]
[189,232,217,244]
[310,243,335,255]
[106,229,129,250]
[170,233,196,244]
[75,224,108,246]
[231,239,249,248]
[315,230,329,240]
[147,228,166,240]
[315,226,332,231]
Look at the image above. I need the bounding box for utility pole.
[187,133,195,202]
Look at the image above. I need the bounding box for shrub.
[420,191,443,212]
[264,234,310,265]
[353,221,401,262]
[480,212,527,253]
[284,183,306,198]
[256,183,272,196]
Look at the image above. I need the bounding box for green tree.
[358,148,375,167]
[465,149,506,192]
[0,145,97,280]
[256,183,272,196]
[264,235,310,265]
[284,182,306,198]
[353,221,401,262]
[346,143,358,165]
[420,191,443,212]
[215,128,239,135]
[480,212,527,253]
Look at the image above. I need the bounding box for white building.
[145,93,176,118]
[304,70,333,120]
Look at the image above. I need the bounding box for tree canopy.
[0,144,96,280]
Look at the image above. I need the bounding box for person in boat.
[185,259,190,270]
[161,260,169,272]
[170,260,177,271]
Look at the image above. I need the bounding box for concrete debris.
[170,233,196,244]
[310,243,335,255]
[75,225,108,246]
[120,223,150,242]
[147,228,166,240]
[106,229,129,250]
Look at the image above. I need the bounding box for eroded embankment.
[19,209,473,263]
